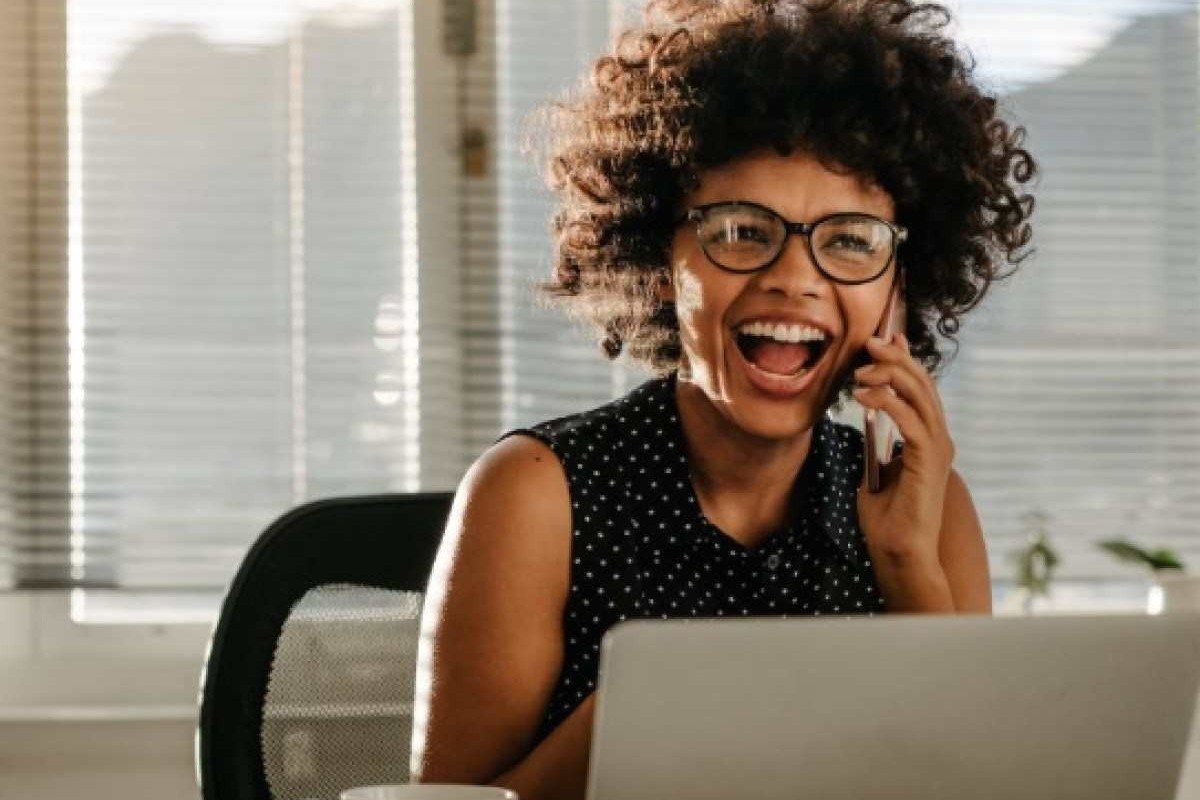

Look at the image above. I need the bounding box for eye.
[728,224,772,244]
[702,218,774,246]
[818,217,891,256]
[824,233,875,253]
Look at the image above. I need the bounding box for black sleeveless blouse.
[498,371,887,744]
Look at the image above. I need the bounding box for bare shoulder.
[465,432,567,500]
[448,433,572,556]
[938,468,992,614]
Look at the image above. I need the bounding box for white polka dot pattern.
[498,371,887,744]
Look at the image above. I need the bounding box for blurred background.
[0,0,1197,797]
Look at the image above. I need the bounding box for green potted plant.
[1097,539,1191,614]
[1009,509,1060,614]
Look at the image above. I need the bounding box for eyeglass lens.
[695,204,897,281]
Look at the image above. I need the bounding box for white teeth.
[735,320,826,344]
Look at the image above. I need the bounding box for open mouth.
[734,330,831,377]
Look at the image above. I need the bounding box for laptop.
[585,613,1200,800]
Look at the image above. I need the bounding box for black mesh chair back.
[197,492,453,800]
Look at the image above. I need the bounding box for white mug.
[340,785,518,800]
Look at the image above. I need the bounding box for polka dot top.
[498,370,887,745]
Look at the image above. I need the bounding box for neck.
[672,373,815,543]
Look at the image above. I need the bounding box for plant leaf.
[1148,549,1185,571]
[1099,540,1152,565]
[1098,539,1185,572]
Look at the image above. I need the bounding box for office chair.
[197,492,454,800]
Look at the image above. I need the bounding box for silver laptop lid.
[587,613,1200,800]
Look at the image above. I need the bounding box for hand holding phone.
[863,274,906,493]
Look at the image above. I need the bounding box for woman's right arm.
[412,434,596,800]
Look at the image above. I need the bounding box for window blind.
[32,0,425,591]
[0,0,70,590]
[942,1,1200,579]
[449,0,644,481]
[488,0,644,453]
[1,0,637,598]
[3,0,1199,601]
[0,0,30,589]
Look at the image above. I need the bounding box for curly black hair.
[531,0,1036,393]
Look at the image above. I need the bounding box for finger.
[854,362,945,438]
[865,334,929,382]
[867,333,946,418]
[852,384,929,452]
[857,441,904,491]
[863,334,908,364]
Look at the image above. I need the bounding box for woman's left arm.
[936,468,992,613]
[857,468,991,614]
[851,332,992,615]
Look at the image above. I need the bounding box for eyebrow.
[701,199,895,221]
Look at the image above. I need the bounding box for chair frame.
[196,492,453,800]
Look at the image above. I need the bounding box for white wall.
[0,592,207,800]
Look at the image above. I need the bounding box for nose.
[754,231,830,298]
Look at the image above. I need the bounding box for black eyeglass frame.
[679,200,909,286]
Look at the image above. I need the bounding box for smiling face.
[665,148,900,442]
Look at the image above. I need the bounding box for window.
[0,0,1194,620]
[62,2,426,594]
[940,0,1200,584]
[2,0,640,620]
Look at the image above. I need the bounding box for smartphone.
[863,273,906,493]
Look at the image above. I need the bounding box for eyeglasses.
[679,200,908,285]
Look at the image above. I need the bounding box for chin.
[741,412,821,442]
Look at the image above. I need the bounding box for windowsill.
[0,704,196,723]
[991,578,1153,616]
[69,588,223,626]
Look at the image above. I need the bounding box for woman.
[413,1,1036,797]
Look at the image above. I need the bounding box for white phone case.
[864,275,905,493]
